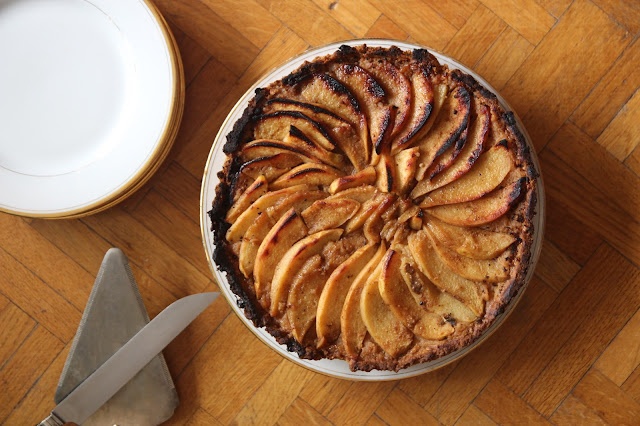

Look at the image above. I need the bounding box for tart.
[209,45,538,372]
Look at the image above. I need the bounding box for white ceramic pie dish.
[0,0,182,217]
[200,39,545,380]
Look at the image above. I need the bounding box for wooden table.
[2,0,640,424]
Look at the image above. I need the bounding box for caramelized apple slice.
[362,61,411,139]
[419,142,513,208]
[326,185,377,204]
[391,68,436,154]
[411,103,490,198]
[225,184,312,244]
[426,123,468,180]
[415,86,470,180]
[341,243,386,358]
[238,153,304,182]
[399,254,478,323]
[361,256,414,358]
[394,147,420,194]
[428,234,511,283]
[408,230,487,316]
[287,254,327,343]
[334,64,393,156]
[226,175,268,223]
[433,292,478,324]
[270,229,343,316]
[240,139,318,163]
[380,250,454,340]
[264,98,351,130]
[375,152,397,193]
[283,126,346,169]
[329,166,376,194]
[254,111,336,151]
[254,209,307,305]
[344,192,395,234]
[316,243,378,347]
[399,254,439,309]
[425,216,515,259]
[301,198,360,234]
[270,163,343,190]
[425,177,527,227]
[300,74,368,169]
[238,190,324,277]
[363,194,396,243]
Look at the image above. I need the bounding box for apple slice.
[433,291,478,324]
[361,60,411,139]
[380,250,454,340]
[225,184,312,244]
[375,152,397,193]
[341,243,387,358]
[329,166,376,194]
[425,177,527,227]
[287,254,327,343]
[425,123,468,180]
[316,243,378,347]
[394,147,420,194]
[254,111,336,151]
[264,98,351,131]
[283,126,346,169]
[334,64,394,156]
[326,185,377,204]
[407,230,487,316]
[270,163,343,190]
[363,194,396,243]
[344,192,395,234]
[265,99,360,164]
[238,190,324,278]
[361,257,414,358]
[226,175,268,223]
[300,74,368,169]
[270,229,343,316]
[428,233,511,283]
[301,198,360,234]
[419,142,513,208]
[411,103,490,198]
[415,86,470,180]
[425,216,515,260]
[391,68,437,154]
[240,139,320,163]
[238,153,304,182]
[399,255,478,323]
[254,208,307,306]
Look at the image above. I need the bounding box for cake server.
[38,291,219,426]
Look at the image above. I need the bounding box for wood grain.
[1,1,639,423]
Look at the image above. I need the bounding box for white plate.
[0,0,180,217]
[200,39,545,380]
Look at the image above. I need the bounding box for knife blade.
[39,292,219,426]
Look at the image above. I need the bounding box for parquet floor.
[2,0,640,424]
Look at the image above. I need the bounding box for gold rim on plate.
[0,0,184,219]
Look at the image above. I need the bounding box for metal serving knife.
[38,291,219,426]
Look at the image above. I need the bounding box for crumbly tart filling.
[210,45,537,372]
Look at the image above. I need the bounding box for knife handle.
[37,413,65,426]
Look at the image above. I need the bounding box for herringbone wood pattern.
[2,0,640,424]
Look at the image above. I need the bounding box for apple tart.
[209,45,537,372]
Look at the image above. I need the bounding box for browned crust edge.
[208,44,539,372]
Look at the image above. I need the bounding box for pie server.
[38,291,219,426]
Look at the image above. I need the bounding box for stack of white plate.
[0,0,184,218]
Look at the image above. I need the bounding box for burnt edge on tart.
[208,44,538,372]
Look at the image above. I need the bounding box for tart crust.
[210,45,537,372]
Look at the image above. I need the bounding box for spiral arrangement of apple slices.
[220,47,533,370]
